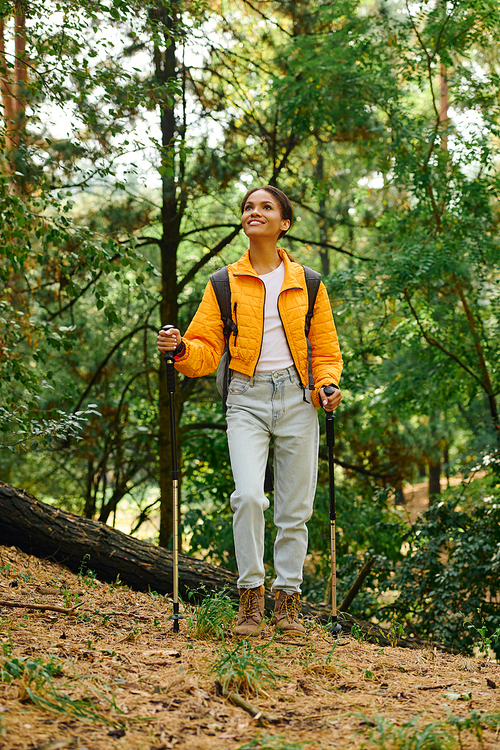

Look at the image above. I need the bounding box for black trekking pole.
[162,325,182,633]
[323,385,342,636]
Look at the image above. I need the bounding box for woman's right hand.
[157,327,182,353]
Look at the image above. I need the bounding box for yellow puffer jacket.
[174,248,343,408]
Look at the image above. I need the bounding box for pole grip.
[162,325,176,395]
[323,385,336,448]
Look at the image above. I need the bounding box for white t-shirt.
[255,261,294,372]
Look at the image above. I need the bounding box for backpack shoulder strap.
[210,267,233,335]
[302,266,322,391]
[210,266,237,412]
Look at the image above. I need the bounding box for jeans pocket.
[228,373,250,396]
[290,368,303,389]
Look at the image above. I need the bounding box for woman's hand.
[157,327,182,353]
[319,385,342,412]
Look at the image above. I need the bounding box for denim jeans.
[226,367,319,594]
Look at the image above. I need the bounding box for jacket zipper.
[253,281,266,375]
[233,302,238,345]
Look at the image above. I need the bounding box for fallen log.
[0,482,237,599]
[0,482,430,649]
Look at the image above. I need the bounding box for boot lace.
[241,589,261,620]
[277,593,300,620]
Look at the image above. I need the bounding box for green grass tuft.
[237,733,312,749]
[211,638,286,696]
[187,586,237,640]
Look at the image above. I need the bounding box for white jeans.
[226,367,319,594]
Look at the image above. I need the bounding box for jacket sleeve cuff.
[173,340,186,360]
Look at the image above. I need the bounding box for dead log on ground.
[0,482,237,598]
[0,482,431,648]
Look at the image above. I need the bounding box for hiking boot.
[233,585,265,637]
[272,591,306,634]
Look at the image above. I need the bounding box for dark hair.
[240,185,293,239]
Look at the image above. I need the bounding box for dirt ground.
[1,545,499,750]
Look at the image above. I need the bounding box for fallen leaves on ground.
[0,546,499,750]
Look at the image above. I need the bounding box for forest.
[1,0,500,664]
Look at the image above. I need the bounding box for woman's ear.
[281,219,291,233]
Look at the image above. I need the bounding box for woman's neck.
[248,238,282,275]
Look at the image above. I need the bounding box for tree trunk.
[428,460,441,504]
[152,1,184,549]
[0,6,26,175]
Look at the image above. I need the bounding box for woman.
[157,186,342,636]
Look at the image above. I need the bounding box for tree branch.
[46,270,104,321]
[181,223,240,239]
[240,0,292,36]
[287,235,372,262]
[177,226,241,293]
[404,291,483,386]
[73,325,159,413]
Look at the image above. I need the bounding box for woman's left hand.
[319,386,342,412]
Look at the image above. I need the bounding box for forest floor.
[1,546,500,750]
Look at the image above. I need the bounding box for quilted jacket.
[174,248,343,408]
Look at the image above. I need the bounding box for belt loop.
[250,374,254,387]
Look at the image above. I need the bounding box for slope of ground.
[0,545,499,750]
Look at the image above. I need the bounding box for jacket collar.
[232,248,304,290]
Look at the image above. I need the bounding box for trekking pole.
[162,325,182,633]
[323,385,342,636]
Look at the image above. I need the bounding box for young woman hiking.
[157,186,343,636]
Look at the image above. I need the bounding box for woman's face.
[241,189,290,241]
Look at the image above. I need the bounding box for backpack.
[210,265,322,413]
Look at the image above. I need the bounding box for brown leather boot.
[233,585,265,637]
[272,591,306,634]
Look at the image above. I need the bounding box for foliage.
[387,468,500,656]
[464,621,500,659]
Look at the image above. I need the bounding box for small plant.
[63,590,80,609]
[362,714,455,750]
[447,710,500,746]
[78,554,98,588]
[1,652,64,686]
[211,639,286,696]
[350,623,366,643]
[388,615,405,648]
[237,734,312,749]
[187,587,236,640]
[0,641,123,726]
[123,623,142,642]
[362,710,500,750]
[298,635,341,675]
[464,620,500,659]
